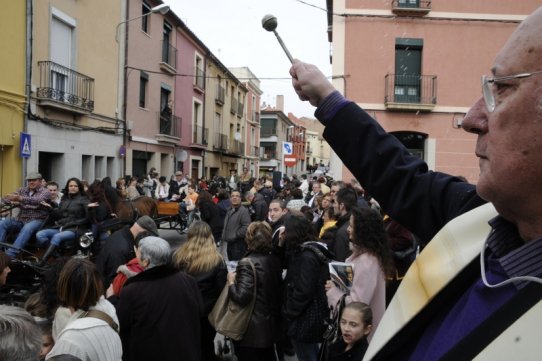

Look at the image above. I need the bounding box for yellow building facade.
[0,1,26,193]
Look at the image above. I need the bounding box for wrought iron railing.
[36,61,95,112]
[193,125,208,145]
[158,112,181,137]
[385,74,437,105]
[260,127,277,137]
[392,0,431,10]
[195,66,204,89]
[216,85,225,105]
[229,140,244,154]
[161,41,177,69]
[214,133,228,151]
[230,97,238,114]
[261,151,276,160]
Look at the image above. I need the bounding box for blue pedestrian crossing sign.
[20,132,31,158]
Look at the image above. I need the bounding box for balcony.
[260,127,277,138]
[160,42,177,74]
[213,133,228,151]
[155,111,181,144]
[391,0,431,16]
[229,140,244,155]
[194,66,204,91]
[237,101,244,117]
[384,74,437,112]
[230,97,238,115]
[192,125,208,146]
[261,151,277,160]
[306,146,313,155]
[36,61,94,114]
[250,146,259,157]
[252,112,260,123]
[215,85,225,105]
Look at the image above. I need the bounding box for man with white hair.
[290,6,542,359]
[0,305,41,361]
[116,236,204,361]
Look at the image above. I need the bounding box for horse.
[115,196,158,222]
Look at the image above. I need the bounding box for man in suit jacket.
[220,190,251,261]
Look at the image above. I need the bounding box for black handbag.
[319,295,347,360]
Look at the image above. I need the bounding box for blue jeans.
[291,340,319,361]
[0,218,44,258]
[35,228,77,247]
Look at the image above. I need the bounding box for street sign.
[284,157,297,167]
[20,132,31,158]
[282,141,293,155]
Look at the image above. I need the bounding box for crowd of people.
[2,6,542,360]
[1,164,401,361]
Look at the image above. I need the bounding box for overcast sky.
[164,0,331,118]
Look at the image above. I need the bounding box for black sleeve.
[228,259,255,307]
[283,252,321,319]
[323,103,485,243]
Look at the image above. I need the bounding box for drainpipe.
[24,0,34,184]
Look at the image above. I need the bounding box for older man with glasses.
[0,172,51,259]
[289,6,542,360]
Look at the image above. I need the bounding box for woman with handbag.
[173,221,227,361]
[281,214,334,361]
[226,221,283,361]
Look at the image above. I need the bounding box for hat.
[26,172,42,180]
[136,215,159,236]
[175,171,183,176]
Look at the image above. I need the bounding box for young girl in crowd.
[325,302,373,361]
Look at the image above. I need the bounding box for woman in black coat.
[227,221,283,361]
[282,214,333,361]
[195,190,223,244]
[173,221,227,361]
[36,177,90,264]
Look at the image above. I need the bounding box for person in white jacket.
[47,258,122,361]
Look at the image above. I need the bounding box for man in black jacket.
[95,215,158,288]
[245,191,268,222]
[332,188,358,262]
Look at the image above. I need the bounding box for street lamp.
[115,4,170,42]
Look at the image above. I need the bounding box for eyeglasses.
[482,70,542,112]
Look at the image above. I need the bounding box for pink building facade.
[327,0,540,183]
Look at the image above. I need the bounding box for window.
[193,101,202,126]
[398,0,419,8]
[195,55,204,88]
[391,131,426,159]
[51,9,75,101]
[142,2,151,33]
[394,38,423,103]
[160,86,172,134]
[162,22,172,63]
[139,71,148,108]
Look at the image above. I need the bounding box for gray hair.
[138,236,171,269]
[0,305,41,361]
